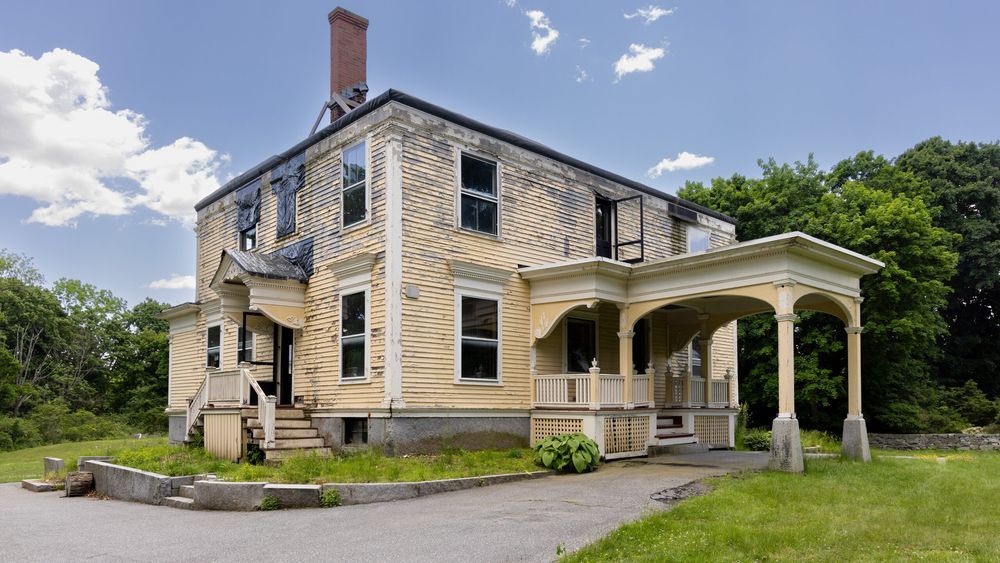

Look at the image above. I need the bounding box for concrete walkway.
[0,451,767,562]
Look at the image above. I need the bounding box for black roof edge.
[194,89,735,224]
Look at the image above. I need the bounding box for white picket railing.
[533,374,592,407]
[711,379,730,407]
[690,377,706,404]
[599,374,625,407]
[185,366,276,449]
[632,373,651,405]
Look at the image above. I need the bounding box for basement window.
[459,153,498,235]
[344,418,368,445]
[342,141,368,228]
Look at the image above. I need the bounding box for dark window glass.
[341,291,366,379]
[343,142,367,226]
[241,225,257,251]
[566,318,596,373]
[459,154,498,235]
[460,296,498,380]
[344,418,368,444]
[691,335,702,377]
[632,319,649,373]
[207,325,221,369]
[237,328,253,363]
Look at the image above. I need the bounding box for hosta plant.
[533,433,600,473]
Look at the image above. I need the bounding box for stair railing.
[239,364,276,449]
[185,372,210,440]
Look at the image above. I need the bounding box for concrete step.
[274,409,306,419]
[252,428,319,440]
[655,432,697,445]
[179,485,195,499]
[656,422,684,429]
[264,447,333,461]
[164,496,196,510]
[271,437,325,449]
[246,418,313,429]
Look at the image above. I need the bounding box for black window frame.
[206,325,221,369]
[240,224,257,251]
[458,153,499,236]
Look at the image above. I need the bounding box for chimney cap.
[328,7,369,29]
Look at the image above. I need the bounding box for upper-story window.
[459,153,498,235]
[240,225,257,251]
[687,225,710,253]
[342,141,368,228]
[206,325,221,369]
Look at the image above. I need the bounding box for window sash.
[340,290,368,379]
[459,296,499,381]
[459,193,498,235]
[343,182,367,226]
[241,225,257,251]
[342,141,368,227]
[206,326,221,369]
[459,153,499,235]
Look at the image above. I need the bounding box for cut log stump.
[65,471,94,497]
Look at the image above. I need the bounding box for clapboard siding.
[167,328,202,411]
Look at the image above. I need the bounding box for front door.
[277,326,294,406]
[595,197,614,258]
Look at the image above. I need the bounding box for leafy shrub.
[26,401,131,444]
[0,416,42,451]
[533,433,600,473]
[246,444,265,465]
[259,494,280,511]
[320,488,342,508]
[743,429,772,451]
[799,429,841,453]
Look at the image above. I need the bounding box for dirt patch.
[650,480,713,504]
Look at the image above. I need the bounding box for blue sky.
[1,0,998,307]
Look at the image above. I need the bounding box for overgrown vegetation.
[565,452,1000,561]
[0,251,169,451]
[533,433,600,473]
[680,138,1000,433]
[320,488,342,508]
[113,444,541,483]
[258,494,280,511]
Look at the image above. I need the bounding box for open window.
[459,153,498,235]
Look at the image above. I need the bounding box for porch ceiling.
[519,231,884,341]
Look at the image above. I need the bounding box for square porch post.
[842,300,871,462]
[618,304,635,409]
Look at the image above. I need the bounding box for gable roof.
[194,89,735,224]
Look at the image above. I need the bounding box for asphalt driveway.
[0,451,767,562]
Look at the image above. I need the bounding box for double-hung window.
[459,153,498,235]
[342,141,368,228]
[340,290,368,380]
[240,225,257,251]
[237,328,254,364]
[206,325,221,369]
[458,296,499,381]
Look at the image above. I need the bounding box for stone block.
[77,455,112,469]
[769,417,804,473]
[43,457,65,477]
[263,484,321,508]
[21,479,54,492]
[81,460,172,505]
[842,417,872,461]
[194,480,266,511]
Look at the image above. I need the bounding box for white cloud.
[575,66,589,83]
[526,10,559,55]
[148,274,196,290]
[0,48,226,227]
[624,5,674,24]
[578,37,591,49]
[503,0,516,6]
[646,152,715,178]
[613,43,667,82]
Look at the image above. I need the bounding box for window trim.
[562,311,600,374]
[455,149,502,239]
[687,224,711,253]
[454,288,503,385]
[206,323,223,370]
[339,285,371,383]
[341,139,371,232]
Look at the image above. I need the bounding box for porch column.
[618,303,635,409]
[770,282,803,472]
[700,338,713,406]
[842,297,871,461]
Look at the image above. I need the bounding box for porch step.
[274,408,306,419]
[163,496,196,510]
[179,485,195,499]
[246,418,313,429]
[271,437,325,449]
[656,432,698,447]
[252,428,319,440]
[656,423,684,430]
[264,447,333,461]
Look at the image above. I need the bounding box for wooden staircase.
[655,414,699,447]
[243,407,332,461]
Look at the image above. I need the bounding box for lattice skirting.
[694,415,731,448]
[603,415,651,455]
[531,417,584,445]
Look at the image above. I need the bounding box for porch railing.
[532,363,654,409]
[668,370,734,408]
[185,366,276,449]
[533,374,592,407]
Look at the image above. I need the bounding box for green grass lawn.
[114,443,542,483]
[0,436,168,483]
[567,451,1000,562]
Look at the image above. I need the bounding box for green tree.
[0,249,45,287]
[109,299,170,431]
[896,138,1000,397]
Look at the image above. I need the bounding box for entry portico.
[519,231,884,471]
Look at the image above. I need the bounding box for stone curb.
[81,460,174,505]
[320,470,552,506]
[21,479,55,493]
[869,433,1000,451]
[263,483,322,509]
[194,480,267,511]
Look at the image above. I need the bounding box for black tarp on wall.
[271,152,306,238]
[235,178,261,233]
[272,237,314,278]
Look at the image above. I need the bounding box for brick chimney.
[328,7,369,121]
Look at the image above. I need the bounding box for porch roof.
[210,250,307,329]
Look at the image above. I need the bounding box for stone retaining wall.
[868,433,1000,451]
